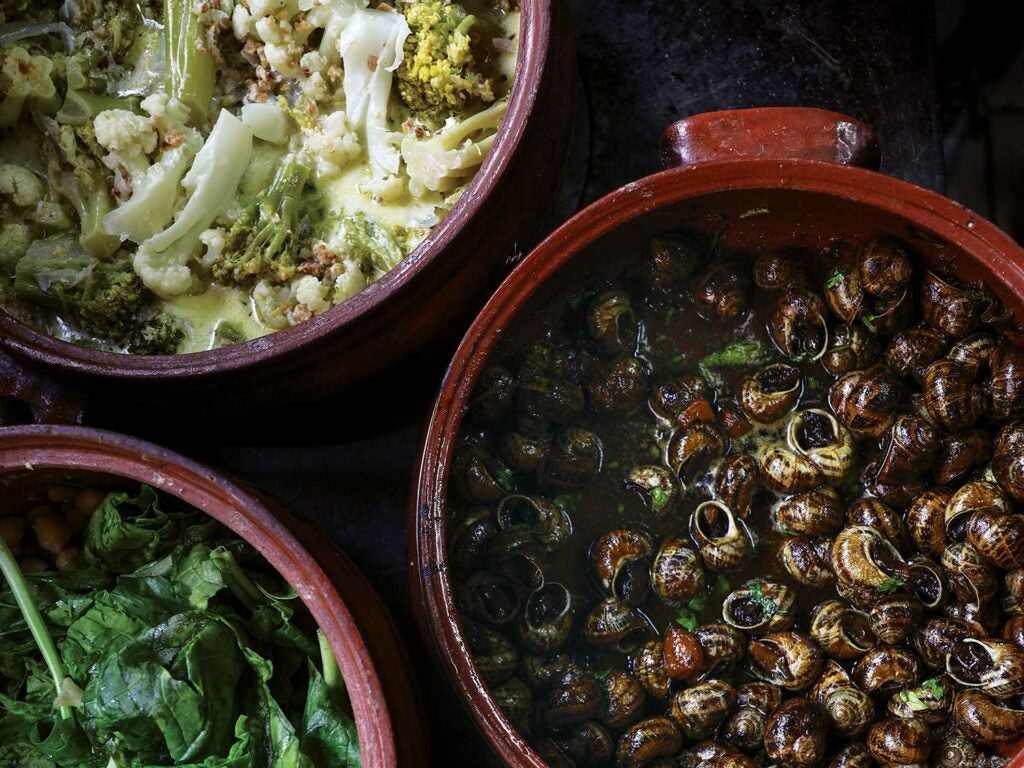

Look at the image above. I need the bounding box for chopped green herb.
[608,460,621,469]
[922,677,946,699]
[713,576,732,596]
[675,608,698,631]
[553,493,581,514]
[687,593,708,612]
[876,576,905,594]
[616,503,625,514]
[493,465,516,492]
[595,668,613,682]
[825,269,845,290]
[749,581,778,618]
[700,340,769,371]
[898,689,930,712]
[649,486,670,512]
[807,378,821,390]
[779,523,797,536]
[984,466,997,484]
[861,314,878,333]
[665,307,677,324]
[790,351,811,363]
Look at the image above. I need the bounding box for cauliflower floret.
[0,164,44,208]
[0,46,59,127]
[253,279,291,329]
[198,228,227,268]
[0,221,32,267]
[248,0,290,18]
[255,17,306,77]
[332,259,368,302]
[298,51,333,101]
[94,110,159,167]
[232,4,255,39]
[359,171,407,203]
[301,111,362,177]
[292,274,329,313]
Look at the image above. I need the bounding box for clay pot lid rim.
[0,0,552,379]
[0,424,396,768]
[412,158,1024,766]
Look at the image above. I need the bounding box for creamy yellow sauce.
[166,285,271,353]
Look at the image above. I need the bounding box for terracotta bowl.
[0,2,575,412]
[409,107,1024,766]
[0,424,427,768]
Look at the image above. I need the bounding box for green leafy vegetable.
[825,269,845,290]
[674,609,698,631]
[922,677,945,699]
[748,581,778,619]
[898,689,930,712]
[649,486,670,512]
[698,339,769,382]
[876,576,905,594]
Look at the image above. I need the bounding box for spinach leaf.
[300,664,360,768]
[82,613,243,764]
[84,487,179,574]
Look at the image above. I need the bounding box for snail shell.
[650,537,705,605]
[907,487,951,558]
[722,681,781,753]
[774,488,844,537]
[873,414,939,485]
[826,743,874,768]
[866,715,931,765]
[598,671,645,731]
[689,500,755,572]
[942,541,998,608]
[811,660,874,737]
[933,429,992,486]
[923,358,987,432]
[614,716,682,768]
[920,270,984,337]
[714,452,760,518]
[779,535,835,587]
[583,596,647,651]
[667,422,726,482]
[953,691,1024,744]
[722,578,796,634]
[747,631,823,691]
[845,496,911,555]
[631,639,670,700]
[944,480,1011,543]
[852,645,921,694]
[668,679,737,740]
[868,594,923,645]
[990,346,1024,421]
[886,676,953,723]
[587,290,638,355]
[763,697,828,768]
[912,616,978,670]
[740,363,802,424]
[786,409,856,485]
[518,582,574,654]
[694,622,746,680]
[831,525,908,593]
[885,324,948,383]
[590,529,655,606]
[967,509,1024,570]
[809,599,877,660]
[993,420,1024,501]
[946,637,1024,698]
[491,677,532,728]
[823,323,878,376]
[544,667,602,731]
[829,365,905,439]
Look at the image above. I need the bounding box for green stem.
[164,0,215,124]
[318,630,350,711]
[0,537,72,719]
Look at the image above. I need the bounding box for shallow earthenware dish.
[409,107,1024,766]
[0,1,575,414]
[1,424,427,768]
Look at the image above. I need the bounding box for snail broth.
[451,234,851,676]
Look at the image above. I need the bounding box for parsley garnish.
[675,608,698,631]
[649,486,670,512]
[595,668,613,682]
[553,493,581,514]
[825,269,845,290]
[876,577,905,594]
[861,314,878,333]
[779,522,797,536]
[922,677,945,699]
[493,465,516,492]
[899,689,930,712]
[687,593,708,612]
[749,581,778,618]
[616,503,625,514]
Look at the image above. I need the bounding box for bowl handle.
[0,352,85,426]
[660,107,881,171]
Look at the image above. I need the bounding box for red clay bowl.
[0,2,574,411]
[1,424,427,768]
[410,107,1024,765]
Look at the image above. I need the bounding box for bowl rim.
[410,156,1024,767]
[0,424,398,768]
[0,1,550,380]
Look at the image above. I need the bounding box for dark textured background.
[121,0,1024,763]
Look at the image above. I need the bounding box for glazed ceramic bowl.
[410,107,1024,766]
[0,1,575,413]
[1,424,427,768]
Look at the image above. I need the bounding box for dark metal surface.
[135,1,945,763]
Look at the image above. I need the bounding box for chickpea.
[32,511,71,555]
[46,486,76,503]
[0,516,25,550]
[72,487,105,515]
[55,547,79,570]
[27,504,55,522]
[19,558,47,573]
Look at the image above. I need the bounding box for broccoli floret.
[128,313,184,355]
[40,119,120,257]
[401,97,506,196]
[396,1,496,123]
[14,235,140,335]
[211,154,313,285]
[338,213,406,274]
